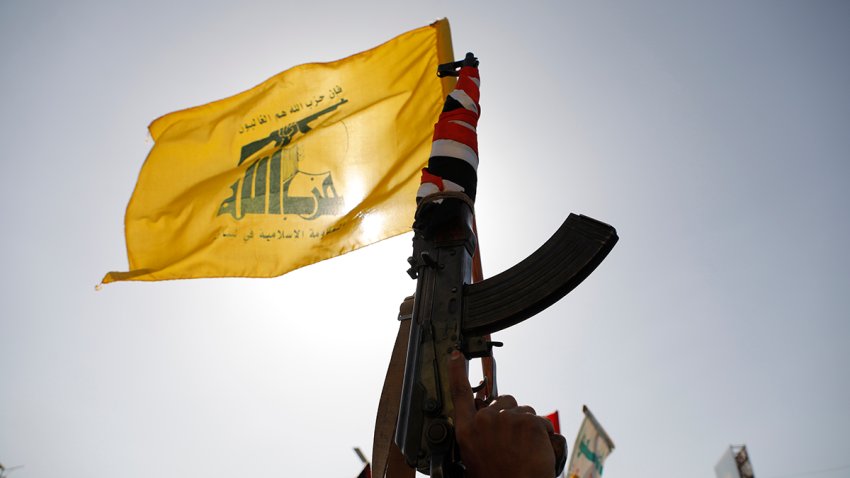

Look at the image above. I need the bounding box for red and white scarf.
[417,65,480,203]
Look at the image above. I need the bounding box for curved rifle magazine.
[461,214,618,336]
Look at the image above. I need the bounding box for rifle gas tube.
[437,52,479,77]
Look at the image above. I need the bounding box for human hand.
[448,350,564,478]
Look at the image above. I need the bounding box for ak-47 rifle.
[390,54,619,478]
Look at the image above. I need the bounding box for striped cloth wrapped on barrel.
[416,61,480,204]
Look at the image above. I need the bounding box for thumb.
[447,349,476,429]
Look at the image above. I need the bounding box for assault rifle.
[394,193,617,477]
[383,55,618,478]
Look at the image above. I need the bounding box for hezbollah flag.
[102,19,454,283]
[566,405,615,478]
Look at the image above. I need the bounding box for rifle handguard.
[462,214,618,336]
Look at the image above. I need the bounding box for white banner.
[715,447,739,478]
[715,446,754,478]
[566,405,615,478]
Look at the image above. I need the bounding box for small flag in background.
[356,464,371,478]
[546,410,561,435]
[353,447,372,478]
[566,405,615,478]
[103,19,455,284]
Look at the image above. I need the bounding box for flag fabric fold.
[103,19,454,283]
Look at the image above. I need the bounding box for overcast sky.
[1,1,849,477]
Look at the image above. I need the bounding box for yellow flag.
[103,19,454,283]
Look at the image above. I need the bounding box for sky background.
[1,1,849,477]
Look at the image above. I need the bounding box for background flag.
[103,19,454,283]
[546,410,561,435]
[715,445,755,478]
[566,405,615,478]
[356,464,372,478]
